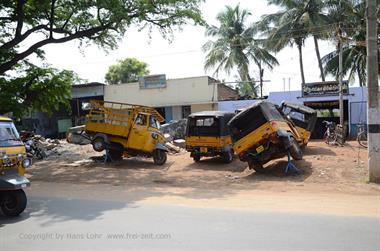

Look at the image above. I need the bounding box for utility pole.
[260,68,264,99]
[338,22,344,126]
[367,0,380,183]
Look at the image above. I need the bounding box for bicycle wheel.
[357,132,368,148]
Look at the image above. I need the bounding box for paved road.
[1,186,379,251]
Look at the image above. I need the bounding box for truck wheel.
[288,137,303,160]
[92,137,105,152]
[222,151,233,163]
[1,190,27,217]
[108,143,124,161]
[247,158,265,173]
[153,150,167,165]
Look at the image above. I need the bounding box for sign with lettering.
[302,81,349,97]
[139,74,166,89]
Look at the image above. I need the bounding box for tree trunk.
[357,67,363,87]
[297,43,306,87]
[313,36,325,82]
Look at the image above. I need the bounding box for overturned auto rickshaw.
[0,116,32,216]
[280,101,317,147]
[185,111,235,163]
[228,101,303,172]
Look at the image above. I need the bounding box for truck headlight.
[151,133,158,140]
[22,158,32,168]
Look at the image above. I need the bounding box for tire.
[1,190,27,217]
[193,155,201,162]
[288,137,303,160]
[222,151,233,163]
[108,143,124,161]
[92,137,105,152]
[247,157,265,173]
[153,150,167,165]
[357,133,368,148]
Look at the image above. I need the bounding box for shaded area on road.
[2,195,380,251]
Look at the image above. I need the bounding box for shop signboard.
[139,74,166,89]
[302,81,349,97]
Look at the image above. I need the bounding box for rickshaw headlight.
[22,158,32,168]
[151,133,158,140]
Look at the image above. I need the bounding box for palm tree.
[258,0,331,86]
[322,0,380,86]
[203,5,278,97]
[258,1,308,86]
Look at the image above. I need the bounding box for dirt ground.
[27,140,380,217]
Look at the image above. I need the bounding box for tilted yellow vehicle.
[280,101,317,147]
[85,100,168,165]
[228,101,303,172]
[185,111,235,163]
[0,116,32,216]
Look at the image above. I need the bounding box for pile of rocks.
[160,119,187,154]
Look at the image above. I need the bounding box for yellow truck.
[0,116,32,216]
[85,100,168,165]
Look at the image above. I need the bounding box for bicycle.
[356,123,368,148]
[323,120,337,145]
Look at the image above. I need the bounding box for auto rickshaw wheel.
[288,137,303,160]
[222,151,233,163]
[247,158,265,173]
[1,190,27,217]
[153,149,167,165]
[193,155,201,162]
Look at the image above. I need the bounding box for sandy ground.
[26,140,380,217]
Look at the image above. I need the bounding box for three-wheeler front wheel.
[288,137,303,160]
[153,149,167,165]
[1,189,27,217]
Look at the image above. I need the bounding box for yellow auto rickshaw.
[185,111,235,163]
[0,116,32,216]
[228,101,303,172]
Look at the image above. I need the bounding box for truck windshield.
[0,121,23,147]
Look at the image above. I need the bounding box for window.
[135,114,147,126]
[149,116,160,129]
[188,117,220,136]
[182,106,191,118]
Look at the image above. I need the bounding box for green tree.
[0,62,81,118]
[0,0,204,75]
[105,58,149,84]
[203,5,278,97]
[0,0,203,116]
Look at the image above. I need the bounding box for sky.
[41,0,339,95]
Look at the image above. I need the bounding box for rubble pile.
[160,119,187,140]
[160,119,187,154]
[66,125,91,145]
[32,135,61,151]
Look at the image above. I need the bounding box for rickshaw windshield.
[188,117,220,136]
[282,106,315,130]
[0,121,23,147]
